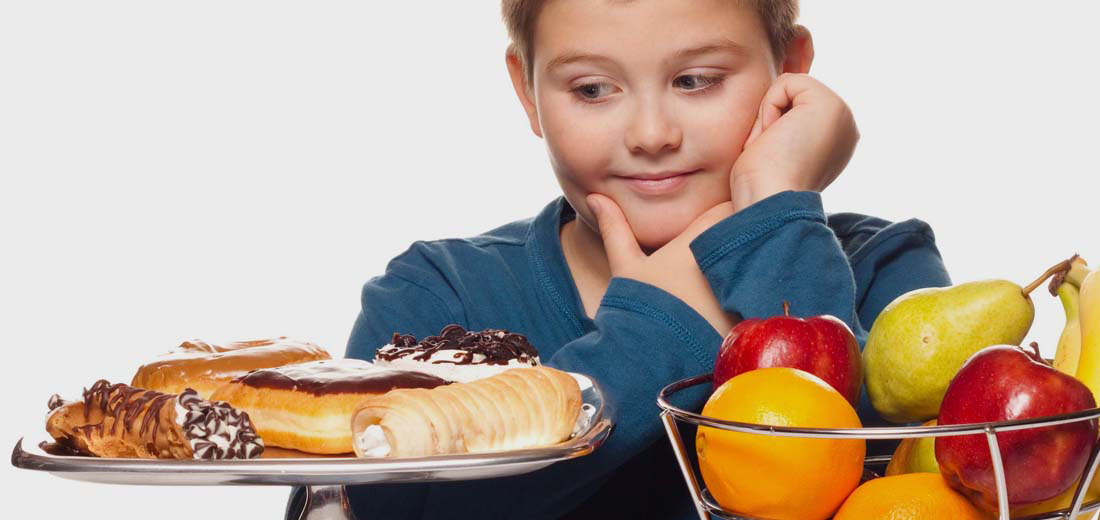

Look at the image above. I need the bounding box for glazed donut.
[210,358,449,454]
[131,337,331,399]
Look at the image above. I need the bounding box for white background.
[2,2,1097,519]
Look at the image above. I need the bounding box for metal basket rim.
[657,373,1100,439]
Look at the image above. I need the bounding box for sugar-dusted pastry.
[351,366,582,458]
[210,359,449,454]
[374,324,540,383]
[132,337,331,398]
[46,380,264,459]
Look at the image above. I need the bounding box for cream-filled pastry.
[46,380,264,460]
[210,358,448,454]
[351,366,581,458]
[374,325,540,383]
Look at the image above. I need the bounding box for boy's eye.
[673,74,724,91]
[571,82,617,101]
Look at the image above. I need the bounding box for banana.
[1068,255,1091,287]
[1075,265,1100,498]
[1052,256,1089,375]
[1053,283,1083,375]
[1073,268,1100,404]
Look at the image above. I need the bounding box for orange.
[833,473,988,519]
[696,367,865,520]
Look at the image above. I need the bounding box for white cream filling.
[176,396,253,459]
[356,424,392,458]
[176,399,208,459]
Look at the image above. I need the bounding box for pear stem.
[782,301,790,316]
[1048,254,1080,296]
[1022,258,1074,297]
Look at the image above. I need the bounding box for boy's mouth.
[616,169,700,196]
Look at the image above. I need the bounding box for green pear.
[885,419,940,475]
[864,279,1034,423]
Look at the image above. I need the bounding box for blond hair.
[502,0,800,82]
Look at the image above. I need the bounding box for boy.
[290,0,949,518]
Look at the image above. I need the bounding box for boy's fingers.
[586,193,643,273]
[759,81,793,131]
[758,73,818,130]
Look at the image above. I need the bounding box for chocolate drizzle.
[74,380,174,441]
[234,359,448,396]
[176,388,264,459]
[47,394,68,411]
[378,324,539,366]
[56,380,263,460]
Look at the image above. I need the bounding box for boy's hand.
[586,193,737,336]
[730,73,859,212]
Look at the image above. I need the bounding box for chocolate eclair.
[374,324,541,382]
[210,358,449,454]
[46,380,264,459]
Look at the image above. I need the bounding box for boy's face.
[512,0,785,251]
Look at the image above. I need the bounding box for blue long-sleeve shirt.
[325,190,949,519]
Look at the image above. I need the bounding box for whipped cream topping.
[356,424,392,458]
[175,389,264,460]
[374,325,540,383]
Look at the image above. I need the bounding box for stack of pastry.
[44,327,586,459]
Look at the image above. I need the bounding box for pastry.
[132,337,331,398]
[46,380,264,459]
[209,358,449,454]
[374,324,540,382]
[351,365,582,458]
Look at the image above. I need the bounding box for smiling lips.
[618,169,700,196]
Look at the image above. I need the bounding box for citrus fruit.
[833,473,987,519]
[695,367,864,520]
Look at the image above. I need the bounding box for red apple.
[935,344,1098,511]
[713,302,862,406]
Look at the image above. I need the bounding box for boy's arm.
[690,189,951,344]
[345,256,468,361]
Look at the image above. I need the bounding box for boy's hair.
[502,0,800,84]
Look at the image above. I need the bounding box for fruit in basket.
[1074,269,1100,404]
[885,419,940,476]
[935,344,1098,511]
[712,301,862,406]
[864,258,1077,423]
[1010,474,1100,520]
[1051,255,1089,375]
[696,367,864,520]
[832,473,987,519]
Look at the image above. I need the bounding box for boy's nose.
[624,102,682,156]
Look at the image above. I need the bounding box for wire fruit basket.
[657,374,1100,520]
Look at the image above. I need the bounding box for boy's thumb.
[585,193,641,272]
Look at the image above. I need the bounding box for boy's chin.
[626,215,694,253]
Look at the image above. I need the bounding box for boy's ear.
[780,25,814,74]
[506,50,543,138]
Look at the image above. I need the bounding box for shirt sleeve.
[345,245,470,361]
[690,190,949,341]
[340,266,722,519]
